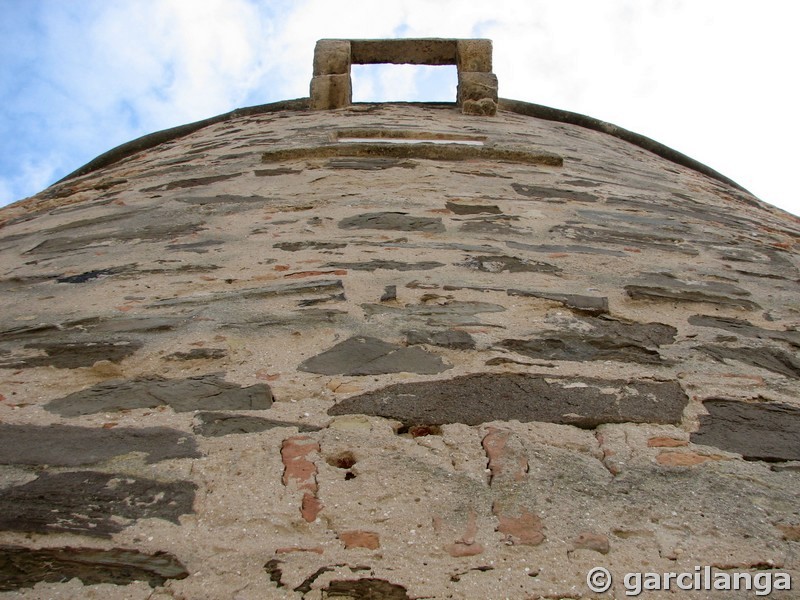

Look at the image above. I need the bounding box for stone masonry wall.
[0,103,799,599]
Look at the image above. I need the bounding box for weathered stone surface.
[149,279,344,307]
[45,374,272,417]
[458,216,529,235]
[25,218,204,254]
[328,373,688,428]
[625,273,760,309]
[405,329,476,349]
[323,578,410,600]
[274,240,347,252]
[0,424,200,466]
[501,318,676,364]
[0,339,142,369]
[572,531,610,554]
[689,314,800,347]
[56,266,128,283]
[511,182,597,203]
[0,471,196,537]
[324,259,444,271]
[299,335,450,375]
[506,239,626,257]
[166,239,224,253]
[699,344,800,378]
[193,412,320,437]
[362,301,505,327]
[691,399,800,461]
[445,201,501,215]
[506,289,609,315]
[552,225,698,254]
[461,255,561,274]
[164,347,227,360]
[141,172,241,192]
[338,211,445,232]
[0,545,188,591]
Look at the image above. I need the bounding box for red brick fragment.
[281,436,320,492]
[300,492,323,523]
[482,428,528,484]
[493,503,544,546]
[339,530,380,550]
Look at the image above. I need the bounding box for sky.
[1,0,798,216]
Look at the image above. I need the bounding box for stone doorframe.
[310,38,498,115]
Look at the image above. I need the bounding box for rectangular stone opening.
[351,64,457,103]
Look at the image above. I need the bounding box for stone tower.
[0,39,798,599]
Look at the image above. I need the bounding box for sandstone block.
[310,74,351,110]
[456,39,492,72]
[313,39,351,75]
[457,71,498,104]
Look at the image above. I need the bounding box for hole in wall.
[351,64,457,103]
[326,450,357,469]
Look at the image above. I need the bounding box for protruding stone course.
[691,399,800,461]
[0,340,142,369]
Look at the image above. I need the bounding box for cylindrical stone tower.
[0,39,798,599]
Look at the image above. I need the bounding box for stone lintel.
[350,38,458,65]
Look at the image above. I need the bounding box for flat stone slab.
[324,259,444,271]
[506,289,609,315]
[0,471,196,537]
[511,183,597,203]
[689,314,800,347]
[461,255,561,274]
[0,340,142,369]
[691,399,800,461]
[0,545,188,591]
[405,329,476,349]
[299,335,451,375]
[45,374,273,416]
[338,212,445,232]
[0,424,200,466]
[501,318,676,364]
[328,373,688,428]
[193,412,321,437]
[625,273,760,309]
[699,344,800,379]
